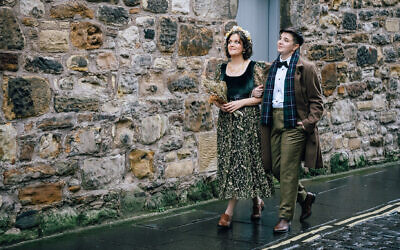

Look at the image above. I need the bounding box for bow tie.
[277,61,289,68]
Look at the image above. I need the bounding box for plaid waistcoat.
[261,49,300,128]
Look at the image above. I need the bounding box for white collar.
[279,55,291,63]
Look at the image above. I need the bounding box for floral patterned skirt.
[217,105,273,200]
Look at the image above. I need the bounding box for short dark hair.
[280,27,304,46]
[224,31,253,60]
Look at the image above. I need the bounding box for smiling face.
[277,32,300,59]
[227,33,244,58]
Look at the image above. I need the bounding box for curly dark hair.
[224,31,253,60]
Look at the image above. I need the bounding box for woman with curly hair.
[212,26,273,228]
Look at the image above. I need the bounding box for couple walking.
[213,26,324,233]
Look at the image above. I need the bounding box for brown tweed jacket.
[260,57,324,170]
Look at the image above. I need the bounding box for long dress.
[216,61,274,199]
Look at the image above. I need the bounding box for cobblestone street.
[263,201,400,249]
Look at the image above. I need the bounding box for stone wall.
[0,0,399,245]
[0,0,237,244]
[287,0,400,171]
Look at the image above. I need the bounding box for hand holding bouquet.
[201,77,243,116]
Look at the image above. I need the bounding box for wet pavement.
[4,162,400,250]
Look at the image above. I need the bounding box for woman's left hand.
[223,100,245,113]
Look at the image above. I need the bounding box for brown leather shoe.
[217,213,232,228]
[273,219,291,233]
[251,200,264,220]
[300,192,316,221]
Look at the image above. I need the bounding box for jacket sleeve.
[302,64,324,133]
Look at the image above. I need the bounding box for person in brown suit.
[252,27,324,233]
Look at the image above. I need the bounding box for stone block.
[172,0,190,14]
[18,182,63,205]
[205,58,225,80]
[0,8,24,50]
[97,5,129,26]
[144,29,155,40]
[140,115,168,144]
[24,56,63,74]
[2,76,51,120]
[357,121,377,136]
[139,73,165,96]
[160,137,183,152]
[118,72,138,95]
[54,160,78,176]
[4,164,56,185]
[37,115,74,131]
[114,120,135,147]
[178,24,213,57]
[19,140,34,161]
[39,134,61,159]
[193,0,238,19]
[70,22,103,50]
[81,155,125,189]
[359,10,374,21]
[372,34,390,45]
[165,160,194,178]
[356,100,373,111]
[96,52,118,71]
[356,46,377,66]
[15,210,39,230]
[67,55,89,71]
[20,0,44,17]
[167,74,199,93]
[40,208,78,235]
[129,149,155,179]
[132,54,152,74]
[143,0,168,13]
[157,17,177,53]
[307,45,344,62]
[341,33,369,43]
[385,19,399,32]
[331,99,357,124]
[383,47,397,63]
[39,30,69,53]
[118,26,140,50]
[0,53,18,71]
[379,111,397,124]
[142,41,157,53]
[349,138,361,150]
[197,131,217,172]
[345,82,367,97]
[153,57,172,72]
[342,12,357,30]
[319,14,341,28]
[321,63,338,97]
[177,148,191,159]
[123,0,140,6]
[184,97,213,132]
[390,65,400,77]
[0,123,17,163]
[54,96,100,113]
[50,2,94,19]
[373,94,386,111]
[136,16,154,27]
[65,127,101,155]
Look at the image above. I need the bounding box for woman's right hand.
[214,101,228,112]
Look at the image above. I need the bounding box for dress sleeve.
[253,61,270,86]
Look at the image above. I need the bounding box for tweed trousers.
[270,109,308,220]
